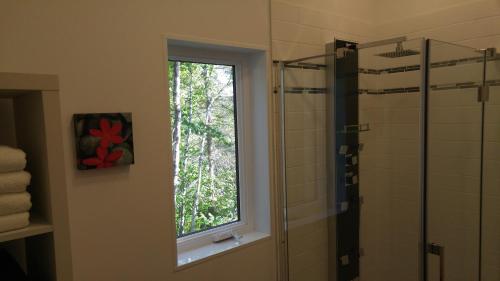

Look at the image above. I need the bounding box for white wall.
[0,1,275,281]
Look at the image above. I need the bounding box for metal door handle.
[428,243,445,281]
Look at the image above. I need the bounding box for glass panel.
[282,38,425,281]
[282,38,491,281]
[482,50,500,281]
[282,56,329,281]
[427,40,485,281]
[358,38,424,281]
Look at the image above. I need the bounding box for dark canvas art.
[73,113,134,170]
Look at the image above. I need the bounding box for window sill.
[176,231,270,269]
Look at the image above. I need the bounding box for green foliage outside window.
[169,61,240,237]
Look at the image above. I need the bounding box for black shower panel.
[327,39,361,281]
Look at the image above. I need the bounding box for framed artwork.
[73,113,134,170]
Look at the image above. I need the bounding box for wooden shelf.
[0,218,53,243]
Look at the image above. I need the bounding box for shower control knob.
[339,145,349,155]
[339,201,349,212]
[346,155,358,166]
[340,255,350,266]
[345,171,358,185]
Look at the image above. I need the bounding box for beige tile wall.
[359,93,422,281]
[287,218,329,281]
[284,77,329,281]
[358,43,422,281]
[427,87,482,281]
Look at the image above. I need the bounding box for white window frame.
[168,49,255,254]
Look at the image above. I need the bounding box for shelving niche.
[0,72,72,281]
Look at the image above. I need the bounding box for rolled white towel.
[0,212,29,233]
[0,171,31,193]
[0,192,31,216]
[0,146,27,173]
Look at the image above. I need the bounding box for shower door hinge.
[427,243,443,255]
[486,48,497,59]
[359,248,365,257]
[358,196,364,206]
[478,85,490,102]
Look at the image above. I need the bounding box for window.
[169,60,243,239]
[167,39,271,267]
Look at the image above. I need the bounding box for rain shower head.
[376,42,420,58]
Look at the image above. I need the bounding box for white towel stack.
[0,146,32,233]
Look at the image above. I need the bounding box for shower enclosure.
[278,37,500,281]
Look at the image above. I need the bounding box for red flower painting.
[89,118,124,148]
[74,113,134,170]
[82,146,123,169]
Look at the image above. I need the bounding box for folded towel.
[0,171,31,193]
[0,192,31,216]
[0,146,27,173]
[0,212,29,233]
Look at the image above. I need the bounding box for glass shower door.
[280,57,330,281]
[427,40,485,281]
[482,49,500,281]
